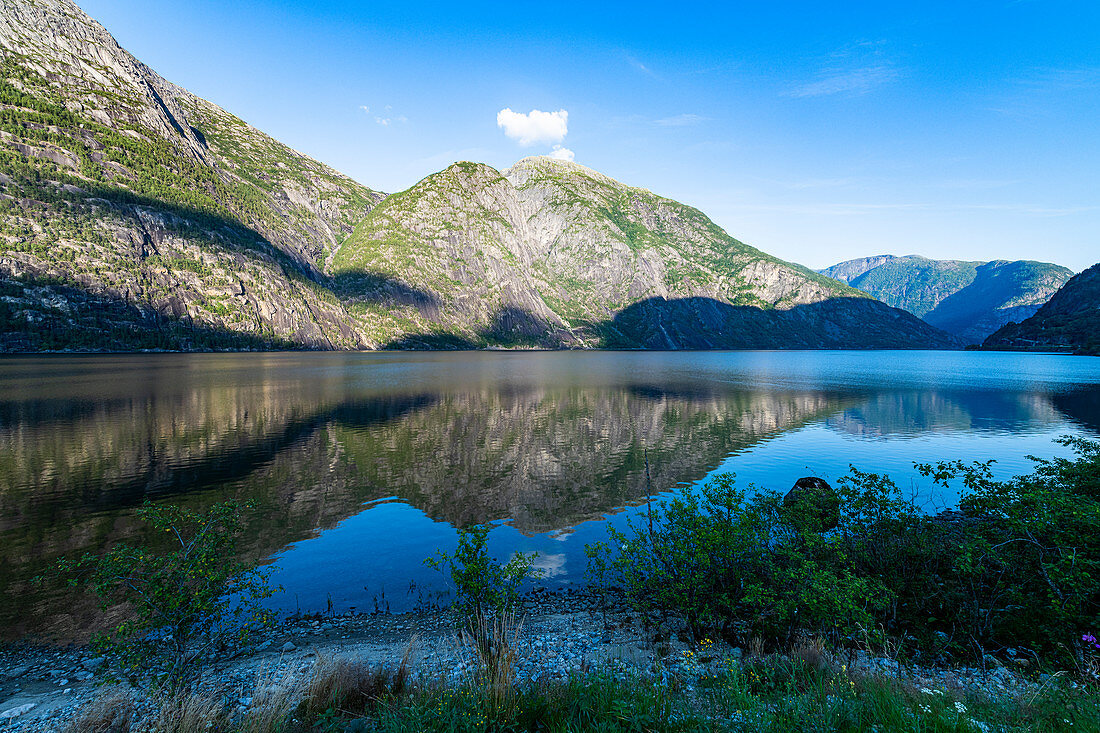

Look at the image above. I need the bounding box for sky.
[79,0,1100,271]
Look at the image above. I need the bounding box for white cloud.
[358,105,370,113]
[497,108,568,146]
[547,145,574,162]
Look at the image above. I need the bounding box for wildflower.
[955,702,967,714]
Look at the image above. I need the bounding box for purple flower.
[1084,633,1097,644]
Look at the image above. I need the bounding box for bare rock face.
[1,0,957,352]
[1,0,382,350]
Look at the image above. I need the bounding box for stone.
[0,703,36,720]
[782,477,840,532]
[81,656,106,671]
[280,642,296,653]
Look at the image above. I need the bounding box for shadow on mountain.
[332,270,440,316]
[0,273,305,353]
[597,296,957,350]
[380,305,575,349]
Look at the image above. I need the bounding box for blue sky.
[80,0,1099,271]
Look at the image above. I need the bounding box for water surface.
[1,351,1098,639]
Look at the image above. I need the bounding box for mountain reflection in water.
[1,351,1097,640]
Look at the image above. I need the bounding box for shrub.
[427,524,539,683]
[912,436,1100,663]
[588,437,1100,667]
[426,524,538,622]
[57,501,279,687]
[586,473,889,646]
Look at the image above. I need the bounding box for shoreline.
[0,589,1056,730]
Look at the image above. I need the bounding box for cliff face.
[0,0,382,350]
[821,255,1072,344]
[1,0,956,351]
[983,262,1100,355]
[333,159,957,349]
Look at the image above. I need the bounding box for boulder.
[782,477,840,532]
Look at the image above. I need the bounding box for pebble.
[280,642,296,653]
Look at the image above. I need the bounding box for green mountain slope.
[1,0,956,351]
[821,255,1073,344]
[332,158,957,349]
[983,262,1100,355]
[0,0,383,350]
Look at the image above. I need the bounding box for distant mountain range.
[0,0,954,351]
[820,255,1073,344]
[984,263,1100,355]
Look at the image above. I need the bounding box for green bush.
[56,501,279,687]
[587,438,1100,666]
[586,473,888,646]
[427,524,538,623]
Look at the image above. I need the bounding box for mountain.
[983,263,1100,355]
[331,158,956,349]
[1,0,955,352]
[820,255,1073,344]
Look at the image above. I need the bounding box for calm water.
[2,350,1099,639]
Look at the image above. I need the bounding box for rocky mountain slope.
[821,255,1072,344]
[0,0,382,350]
[1,0,955,351]
[331,158,956,349]
[983,262,1100,355]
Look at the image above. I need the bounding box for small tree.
[427,525,539,677]
[58,500,278,688]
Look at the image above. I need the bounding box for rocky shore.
[0,589,1055,731]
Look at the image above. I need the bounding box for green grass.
[73,656,1098,732]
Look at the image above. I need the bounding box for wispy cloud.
[361,104,407,125]
[625,53,654,76]
[720,201,1098,217]
[654,113,708,127]
[786,65,898,98]
[785,40,899,98]
[1016,66,1100,92]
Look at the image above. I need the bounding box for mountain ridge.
[821,255,1073,344]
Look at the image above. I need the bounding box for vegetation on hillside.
[821,255,1073,344]
[984,263,1100,355]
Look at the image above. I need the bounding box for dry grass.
[461,609,523,708]
[147,688,227,733]
[236,666,305,733]
[62,686,137,733]
[790,635,829,672]
[298,646,413,719]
